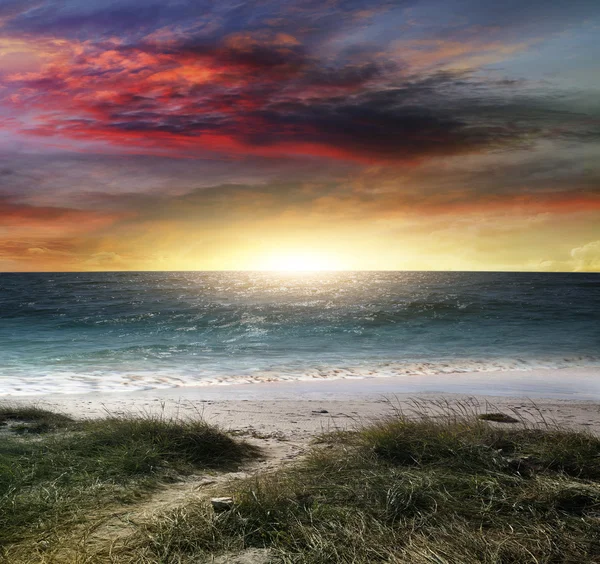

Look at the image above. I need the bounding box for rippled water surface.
[0,271,598,395]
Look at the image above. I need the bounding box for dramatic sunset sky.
[0,0,598,271]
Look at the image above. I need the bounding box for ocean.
[0,271,598,396]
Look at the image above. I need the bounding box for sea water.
[0,271,598,396]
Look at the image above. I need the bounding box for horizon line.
[0,269,598,275]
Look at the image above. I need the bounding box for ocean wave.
[1,356,599,397]
[2,271,599,397]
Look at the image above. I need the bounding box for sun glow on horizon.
[257,250,345,272]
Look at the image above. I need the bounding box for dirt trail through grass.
[60,434,307,562]
[0,405,263,564]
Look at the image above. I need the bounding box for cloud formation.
[1,1,597,163]
[0,0,598,270]
[571,241,600,271]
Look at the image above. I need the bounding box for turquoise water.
[0,271,598,396]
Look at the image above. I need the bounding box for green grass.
[0,404,259,561]
[0,405,74,434]
[124,410,600,564]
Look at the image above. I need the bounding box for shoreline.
[5,367,600,440]
[3,361,600,398]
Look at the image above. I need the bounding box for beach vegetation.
[3,402,600,563]
[122,406,600,563]
[0,404,74,434]
[0,404,259,561]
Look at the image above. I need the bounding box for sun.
[259,251,339,272]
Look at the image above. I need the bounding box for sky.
[0,0,599,272]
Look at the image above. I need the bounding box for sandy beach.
[9,368,600,464]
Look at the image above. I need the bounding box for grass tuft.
[75,414,260,475]
[0,404,73,434]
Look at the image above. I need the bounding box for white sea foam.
[1,357,599,397]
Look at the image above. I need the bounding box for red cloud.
[0,30,591,165]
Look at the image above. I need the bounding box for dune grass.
[0,404,74,434]
[122,406,600,564]
[0,404,259,560]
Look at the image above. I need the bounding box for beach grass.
[121,406,600,564]
[0,404,259,561]
[3,402,600,563]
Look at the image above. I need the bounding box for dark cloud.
[61,67,600,161]
[304,62,389,87]
[156,35,310,79]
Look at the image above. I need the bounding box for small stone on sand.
[211,497,234,512]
